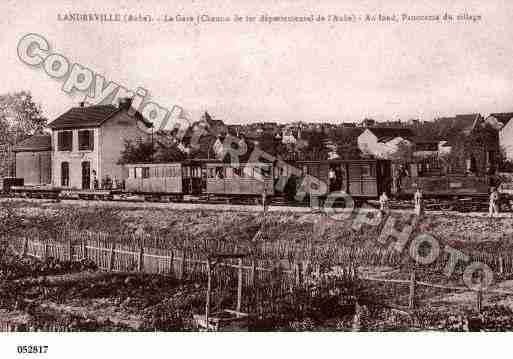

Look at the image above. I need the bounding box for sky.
[1,0,512,125]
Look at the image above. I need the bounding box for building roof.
[366,127,415,142]
[13,134,52,152]
[48,104,152,130]
[414,141,438,151]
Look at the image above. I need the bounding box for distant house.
[439,114,499,174]
[485,112,513,161]
[281,130,297,145]
[357,127,415,160]
[359,118,376,127]
[13,133,52,185]
[48,99,152,189]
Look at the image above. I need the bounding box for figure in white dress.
[379,191,389,218]
[414,188,423,216]
[489,187,500,218]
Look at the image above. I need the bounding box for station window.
[78,130,94,151]
[57,131,73,151]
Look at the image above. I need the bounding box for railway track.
[3,192,513,217]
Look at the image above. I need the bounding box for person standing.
[92,170,99,190]
[414,188,423,216]
[489,187,500,218]
[262,188,268,213]
[328,167,336,192]
[379,191,389,218]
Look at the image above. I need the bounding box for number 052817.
[17,345,48,354]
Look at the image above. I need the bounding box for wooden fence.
[12,236,343,289]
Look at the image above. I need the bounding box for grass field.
[2,200,513,331]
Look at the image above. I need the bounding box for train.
[3,155,511,213]
[3,158,392,206]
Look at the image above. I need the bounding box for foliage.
[0,91,47,144]
[118,138,156,164]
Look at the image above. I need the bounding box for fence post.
[295,262,303,287]
[43,241,49,260]
[169,250,174,277]
[408,268,416,309]
[68,238,73,261]
[22,237,28,257]
[81,240,87,260]
[205,259,212,330]
[109,243,115,271]
[180,247,187,280]
[236,258,243,314]
[138,244,144,272]
[250,259,256,286]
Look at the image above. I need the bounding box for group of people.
[378,187,423,217]
[378,186,502,218]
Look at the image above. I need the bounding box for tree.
[118,138,155,164]
[0,91,47,145]
[0,91,47,177]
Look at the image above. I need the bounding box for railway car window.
[57,131,73,151]
[261,166,271,178]
[234,167,244,177]
[302,165,308,175]
[142,168,150,179]
[128,167,135,179]
[361,164,371,177]
[215,167,224,179]
[226,167,233,178]
[78,130,94,151]
[135,167,142,178]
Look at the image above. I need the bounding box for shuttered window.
[78,130,94,151]
[58,131,73,151]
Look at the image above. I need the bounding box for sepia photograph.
[1,0,513,357]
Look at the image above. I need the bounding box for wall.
[51,128,99,189]
[15,151,51,185]
[99,111,150,183]
[500,120,513,161]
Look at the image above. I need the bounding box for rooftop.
[48,104,152,130]
[13,134,52,152]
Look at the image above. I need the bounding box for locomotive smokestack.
[118,97,133,110]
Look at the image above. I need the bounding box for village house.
[48,99,152,190]
[357,127,415,160]
[485,112,513,161]
[440,114,499,175]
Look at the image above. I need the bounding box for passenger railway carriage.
[122,160,275,201]
[118,158,388,203]
[292,159,392,199]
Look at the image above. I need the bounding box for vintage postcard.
[0,0,512,357]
